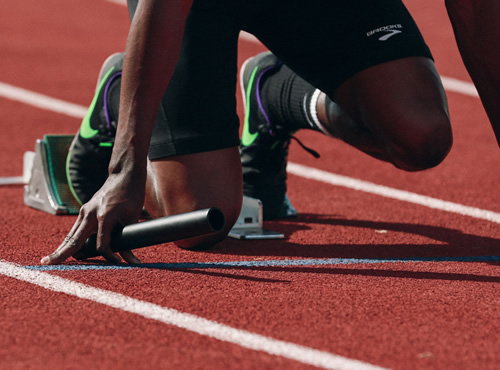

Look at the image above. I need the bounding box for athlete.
[445,0,500,146]
[41,0,452,265]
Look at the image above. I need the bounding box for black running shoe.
[239,52,298,220]
[66,53,124,205]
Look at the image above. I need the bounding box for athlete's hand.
[40,171,145,265]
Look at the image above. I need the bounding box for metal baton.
[74,207,225,260]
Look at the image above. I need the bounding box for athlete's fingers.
[95,215,122,264]
[40,217,95,265]
[46,213,86,257]
[120,250,142,265]
[100,249,123,264]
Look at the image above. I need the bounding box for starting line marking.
[0,259,385,370]
[24,255,500,272]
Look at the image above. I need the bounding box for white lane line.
[441,76,478,97]
[0,82,87,118]
[0,176,25,185]
[0,260,385,370]
[288,163,500,224]
[106,0,126,5]
[0,82,497,223]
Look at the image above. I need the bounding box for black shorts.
[127,0,433,160]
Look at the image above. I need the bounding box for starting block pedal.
[23,135,285,239]
[228,196,284,240]
[24,135,80,215]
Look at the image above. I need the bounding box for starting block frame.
[24,135,80,215]
[23,135,284,239]
[228,196,284,239]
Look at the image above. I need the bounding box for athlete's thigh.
[147,0,241,160]
[241,0,433,97]
[243,0,450,159]
[139,1,244,233]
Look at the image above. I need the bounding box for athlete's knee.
[145,147,243,250]
[147,188,242,250]
[389,113,453,171]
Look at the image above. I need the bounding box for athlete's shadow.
[79,213,500,283]
[209,213,500,262]
[192,213,499,283]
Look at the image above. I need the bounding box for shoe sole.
[239,56,253,116]
[96,52,125,92]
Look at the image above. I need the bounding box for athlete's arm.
[114,0,192,172]
[41,0,193,265]
[445,0,500,146]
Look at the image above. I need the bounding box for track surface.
[0,0,499,369]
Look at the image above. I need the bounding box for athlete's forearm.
[445,0,500,146]
[110,0,193,174]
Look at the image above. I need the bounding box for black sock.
[260,65,323,133]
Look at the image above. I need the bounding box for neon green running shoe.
[239,52,298,220]
[66,52,124,205]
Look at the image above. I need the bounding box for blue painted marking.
[25,256,500,271]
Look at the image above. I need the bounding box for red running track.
[0,0,499,369]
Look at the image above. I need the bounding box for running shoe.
[239,52,298,220]
[66,52,124,205]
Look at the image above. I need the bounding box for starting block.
[23,135,284,239]
[228,196,284,239]
[24,135,80,215]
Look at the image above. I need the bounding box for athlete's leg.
[244,0,452,172]
[445,0,500,146]
[134,0,242,248]
[317,57,451,171]
[144,148,243,249]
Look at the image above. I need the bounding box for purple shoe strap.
[103,72,122,134]
[255,61,282,136]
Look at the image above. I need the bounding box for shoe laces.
[290,135,320,158]
[263,123,320,159]
[254,63,320,159]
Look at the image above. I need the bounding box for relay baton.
[74,207,225,260]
